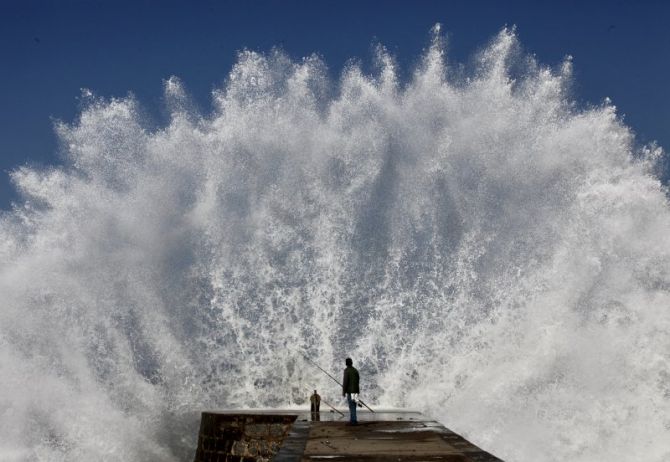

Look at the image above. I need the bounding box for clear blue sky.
[1,0,669,209]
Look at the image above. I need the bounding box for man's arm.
[354,369,360,393]
[342,369,348,396]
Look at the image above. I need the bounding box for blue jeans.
[346,393,357,423]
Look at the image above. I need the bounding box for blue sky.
[1,0,669,209]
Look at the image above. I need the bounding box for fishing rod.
[304,387,345,417]
[301,352,375,413]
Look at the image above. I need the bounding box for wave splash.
[1,27,669,461]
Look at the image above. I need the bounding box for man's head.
[313,389,317,394]
[345,357,353,366]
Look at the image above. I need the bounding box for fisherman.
[310,389,321,421]
[342,357,360,425]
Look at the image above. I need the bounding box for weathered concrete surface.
[301,420,501,461]
[193,412,296,462]
[194,410,503,462]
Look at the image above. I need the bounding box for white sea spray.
[1,28,669,461]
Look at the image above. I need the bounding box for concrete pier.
[194,410,503,462]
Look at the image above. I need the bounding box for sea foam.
[1,27,669,461]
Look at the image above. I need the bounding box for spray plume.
[1,27,669,461]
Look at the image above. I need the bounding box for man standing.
[342,357,360,425]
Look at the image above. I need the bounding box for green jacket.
[342,366,360,394]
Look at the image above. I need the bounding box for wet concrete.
[276,410,503,461]
[192,410,502,461]
[194,412,296,462]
